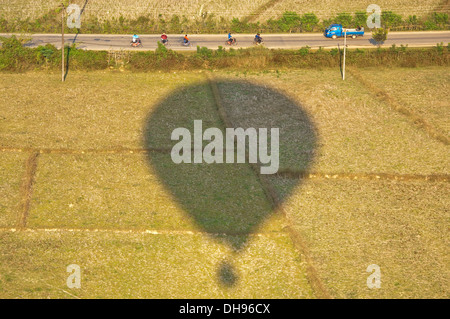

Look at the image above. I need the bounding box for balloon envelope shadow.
[143,79,317,286]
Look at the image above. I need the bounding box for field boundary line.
[17,151,39,228]
[3,147,447,182]
[276,170,450,183]
[0,227,288,238]
[206,74,333,299]
[347,67,449,146]
[0,147,173,154]
[243,0,283,23]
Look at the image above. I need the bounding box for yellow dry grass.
[0,71,205,149]
[0,231,313,298]
[263,0,444,20]
[0,153,27,227]
[217,69,450,175]
[356,67,450,138]
[271,177,449,298]
[0,68,448,298]
[0,0,443,21]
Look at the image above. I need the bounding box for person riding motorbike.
[161,33,168,45]
[183,34,190,45]
[131,34,141,46]
[254,33,262,44]
[226,32,236,45]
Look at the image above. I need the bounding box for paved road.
[1,31,449,51]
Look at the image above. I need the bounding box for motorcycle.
[225,37,237,46]
[253,37,264,45]
[130,39,142,47]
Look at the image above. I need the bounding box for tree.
[354,11,367,28]
[372,27,388,46]
[335,12,353,27]
[277,11,301,32]
[381,11,403,28]
[169,15,182,33]
[230,18,249,33]
[300,13,319,32]
[406,15,419,29]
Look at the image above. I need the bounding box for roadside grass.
[0,231,313,298]
[2,40,448,72]
[217,68,449,174]
[269,177,449,298]
[356,66,450,137]
[0,152,26,227]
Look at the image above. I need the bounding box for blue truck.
[324,24,364,39]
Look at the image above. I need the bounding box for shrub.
[0,35,34,71]
[435,42,444,55]
[298,46,310,56]
[425,12,448,30]
[381,11,403,27]
[196,46,213,58]
[354,11,367,28]
[300,13,319,32]
[155,41,169,57]
[37,44,57,63]
[230,18,249,33]
[334,12,353,27]
[330,48,339,56]
[372,28,388,45]
[277,11,301,32]
[424,20,439,30]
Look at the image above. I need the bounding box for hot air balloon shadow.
[143,79,317,287]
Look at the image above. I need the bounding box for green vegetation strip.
[0,6,448,34]
[1,36,449,72]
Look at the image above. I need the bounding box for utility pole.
[61,3,65,82]
[342,29,347,80]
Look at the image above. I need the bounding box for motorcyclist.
[254,33,262,44]
[227,32,235,44]
[161,33,168,44]
[183,34,189,45]
[132,34,141,45]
